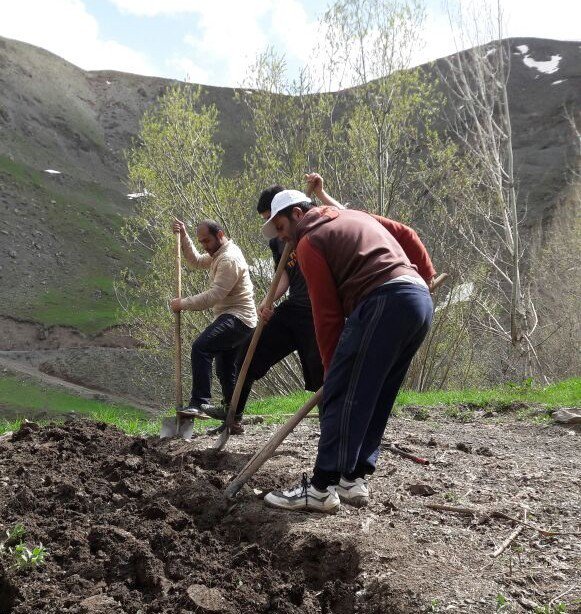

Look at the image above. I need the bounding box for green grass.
[0,154,44,188]
[23,276,120,334]
[0,375,156,435]
[395,378,580,409]
[1,375,578,437]
[1,153,140,334]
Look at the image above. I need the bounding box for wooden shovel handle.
[175,233,183,410]
[223,242,294,428]
[224,387,323,498]
[430,273,448,294]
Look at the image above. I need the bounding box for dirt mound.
[0,420,361,613]
[1,414,580,613]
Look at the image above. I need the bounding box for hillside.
[0,35,579,342]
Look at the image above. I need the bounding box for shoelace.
[301,472,309,507]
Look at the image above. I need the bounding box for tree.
[319,0,436,221]
[435,0,540,379]
[119,85,256,403]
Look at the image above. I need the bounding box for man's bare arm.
[304,173,344,209]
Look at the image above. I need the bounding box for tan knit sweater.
[180,236,257,328]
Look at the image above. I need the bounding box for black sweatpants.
[235,301,324,417]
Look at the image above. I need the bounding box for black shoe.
[200,403,228,420]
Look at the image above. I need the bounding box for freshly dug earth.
[0,412,579,613]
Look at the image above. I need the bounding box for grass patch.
[395,378,580,409]
[1,375,578,437]
[0,155,44,188]
[0,375,154,435]
[23,276,120,334]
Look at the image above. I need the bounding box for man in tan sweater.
[171,219,257,428]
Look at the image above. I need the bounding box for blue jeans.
[312,283,433,489]
[189,314,253,408]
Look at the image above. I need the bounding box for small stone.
[456,442,472,454]
[79,594,120,611]
[124,456,142,470]
[383,499,398,511]
[8,250,17,258]
[476,446,494,457]
[408,483,438,497]
[553,408,581,425]
[187,584,233,612]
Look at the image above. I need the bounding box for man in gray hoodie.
[171,219,257,426]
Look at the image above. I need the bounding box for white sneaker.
[336,477,369,507]
[264,473,340,513]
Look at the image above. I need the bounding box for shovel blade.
[160,416,194,440]
[214,428,229,451]
[178,417,194,440]
[160,416,178,439]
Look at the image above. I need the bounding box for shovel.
[214,242,293,451]
[160,233,195,440]
[224,387,322,498]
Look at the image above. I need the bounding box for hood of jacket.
[295,206,339,243]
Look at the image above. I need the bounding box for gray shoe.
[336,477,369,507]
[178,406,210,419]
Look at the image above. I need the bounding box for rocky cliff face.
[0,35,579,337]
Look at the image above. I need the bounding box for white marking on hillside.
[44,169,61,175]
[522,53,562,74]
[485,47,496,57]
[435,282,474,312]
[551,79,566,85]
[515,44,529,54]
[127,190,150,200]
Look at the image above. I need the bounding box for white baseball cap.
[262,189,311,239]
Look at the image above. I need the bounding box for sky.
[1,0,579,88]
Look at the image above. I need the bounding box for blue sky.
[2,0,579,88]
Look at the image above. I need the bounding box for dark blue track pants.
[190,313,253,408]
[312,283,433,489]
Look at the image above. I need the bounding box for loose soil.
[0,412,579,613]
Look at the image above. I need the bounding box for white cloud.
[1,0,155,75]
[110,0,321,86]
[167,56,210,84]
[270,0,319,63]
[181,1,271,85]
[110,0,206,17]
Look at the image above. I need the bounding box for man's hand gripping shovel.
[214,242,293,451]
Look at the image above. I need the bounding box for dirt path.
[0,355,158,416]
[0,410,579,613]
